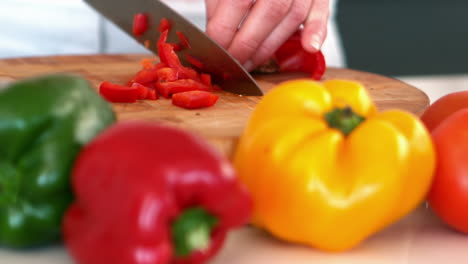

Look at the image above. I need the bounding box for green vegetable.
[0,74,115,248]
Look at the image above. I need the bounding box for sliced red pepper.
[157,29,170,64]
[132,13,149,37]
[200,73,211,86]
[185,54,204,69]
[131,83,148,99]
[127,62,167,86]
[156,67,178,82]
[176,31,191,49]
[147,89,158,100]
[158,18,171,33]
[169,43,183,52]
[156,79,211,99]
[99,81,139,103]
[172,91,219,109]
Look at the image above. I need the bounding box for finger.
[301,0,330,53]
[246,0,313,70]
[205,0,219,21]
[205,0,254,49]
[226,0,294,67]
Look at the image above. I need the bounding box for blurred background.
[0,0,467,102]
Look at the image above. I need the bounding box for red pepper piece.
[132,13,149,37]
[131,82,158,100]
[200,73,211,86]
[131,83,148,99]
[99,81,139,103]
[176,31,191,49]
[156,79,211,99]
[157,29,170,64]
[128,62,167,86]
[172,91,219,109]
[147,89,158,100]
[169,43,184,52]
[185,54,204,69]
[63,122,251,264]
[156,67,178,82]
[158,18,171,33]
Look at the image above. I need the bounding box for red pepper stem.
[171,207,218,257]
[324,106,365,136]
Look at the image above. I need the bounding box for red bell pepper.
[172,91,219,109]
[99,81,139,103]
[63,122,251,264]
[132,13,149,37]
[274,31,326,80]
[156,79,211,99]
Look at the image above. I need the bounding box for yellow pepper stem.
[324,106,365,136]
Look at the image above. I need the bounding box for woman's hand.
[205,0,330,71]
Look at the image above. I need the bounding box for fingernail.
[310,34,322,52]
[243,60,255,72]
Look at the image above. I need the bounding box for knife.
[84,0,263,96]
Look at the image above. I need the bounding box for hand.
[205,0,330,71]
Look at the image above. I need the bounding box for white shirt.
[0,0,345,67]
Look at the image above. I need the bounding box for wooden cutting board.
[0,54,429,158]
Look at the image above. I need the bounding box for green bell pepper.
[0,74,115,248]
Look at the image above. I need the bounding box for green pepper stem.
[324,106,365,136]
[171,207,218,257]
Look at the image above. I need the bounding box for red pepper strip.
[200,73,211,86]
[176,31,191,49]
[157,29,170,65]
[127,62,167,86]
[64,122,251,264]
[147,89,158,100]
[170,43,184,52]
[99,81,139,103]
[156,79,211,99]
[156,67,178,82]
[156,28,199,80]
[160,43,201,80]
[132,13,149,37]
[185,54,204,69]
[131,83,148,99]
[158,18,171,33]
[172,91,219,109]
[131,83,158,100]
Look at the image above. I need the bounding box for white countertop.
[1,206,468,264]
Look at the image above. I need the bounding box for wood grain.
[0,54,429,158]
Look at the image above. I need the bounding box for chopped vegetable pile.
[99,15,220,109]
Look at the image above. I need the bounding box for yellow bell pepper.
[233,79,435,251]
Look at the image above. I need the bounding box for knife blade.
[84,0,263,96]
